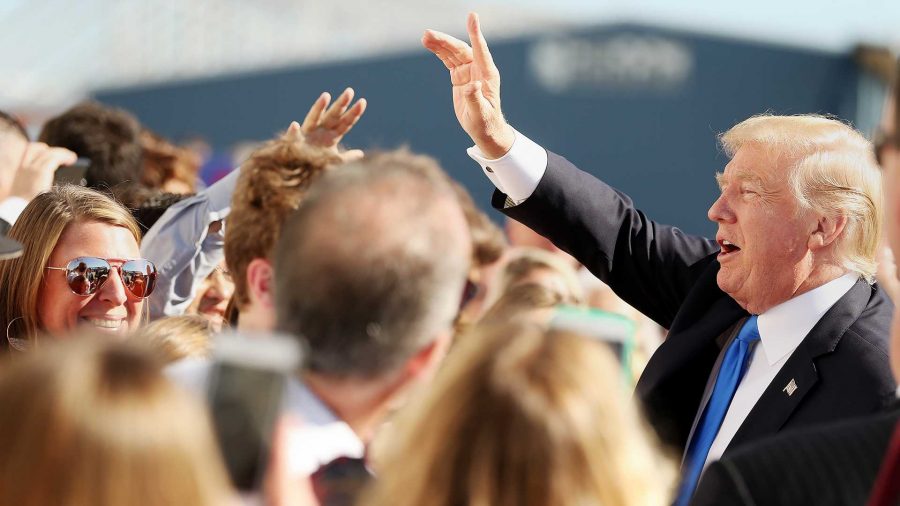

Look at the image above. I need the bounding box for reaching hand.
[301,87,366,157]
[9,143,77,201]
[422,12,515,159]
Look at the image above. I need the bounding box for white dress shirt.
[704,272,857,467]
[166,358,364,478]
[466,129,860,467]
[281,378,366,476]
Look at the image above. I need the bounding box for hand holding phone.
[53,158,91,186]
[9,143,78,201]
[207,332,302,492]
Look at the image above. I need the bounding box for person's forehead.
[51,222,139,261]
[723,144,790,184]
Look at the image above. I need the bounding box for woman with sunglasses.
[0,185,157,351]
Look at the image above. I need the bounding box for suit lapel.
[725,279,873,453]
[637,265,747,396]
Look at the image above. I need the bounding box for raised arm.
[142,92,366,320]
[422,13,515,159]
[423,14,718,327]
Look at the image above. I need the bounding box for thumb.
[339,149,365,163]
[463,80,492,113]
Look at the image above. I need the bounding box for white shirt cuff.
[0,197,29,226]
[466,129,547,205]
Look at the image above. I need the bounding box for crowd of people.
[0,12,899,506]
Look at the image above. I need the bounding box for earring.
[6,316,30,352]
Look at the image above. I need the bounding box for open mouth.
[717,239,741,257]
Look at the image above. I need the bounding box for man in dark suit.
[690,59,900,506]
[423,13,896,503]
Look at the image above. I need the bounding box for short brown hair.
[0,338,231,505]
[140,129,200,192]
[225,133,342,309]
[38,101,144,192]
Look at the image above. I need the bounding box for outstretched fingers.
[422,29,473,68]
[301,92,330,132]
[334,98,367,135]
[467,12,497,74]
[322,87,355,126]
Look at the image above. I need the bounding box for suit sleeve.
[690,460,755,506]
[497,150,719,328]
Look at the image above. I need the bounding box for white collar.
[756,273,859,366]
[282,378,365,476]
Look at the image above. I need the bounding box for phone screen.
[53,158,90,186]
[208,362,287,491]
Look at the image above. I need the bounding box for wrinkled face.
[708,144,817,314]
[37,221,143,337]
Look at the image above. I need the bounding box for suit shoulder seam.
[842,328,889,359]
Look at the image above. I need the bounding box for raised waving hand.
[422,13,515,159]
[299,87,366,162]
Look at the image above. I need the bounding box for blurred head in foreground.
[274,149,471,439]
[0,338,231,505]
[132,314,214,363]
[361,322,675,506]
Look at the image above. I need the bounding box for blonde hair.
[487,247,585,308]
[362,323,675,506]
[0,185,143,349]
[720,114,883,281]
[131,315,214,363]
[478,282,564,327]
[0,338,232,505]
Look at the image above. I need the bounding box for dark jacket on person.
[495,151,896,456]
[690,405,900,506]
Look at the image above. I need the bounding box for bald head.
[274,150,471,378]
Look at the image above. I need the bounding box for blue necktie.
[675,315,761,506]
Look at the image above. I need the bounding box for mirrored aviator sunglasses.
[45,256,158,299]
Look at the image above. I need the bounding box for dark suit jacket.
[690,406,900,506]
[497,151,896,455]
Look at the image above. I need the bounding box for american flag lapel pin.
[783,379,798,396]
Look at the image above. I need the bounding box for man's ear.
[403,331,454,382]
[809,213,848,251]
[246,257,275,309]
